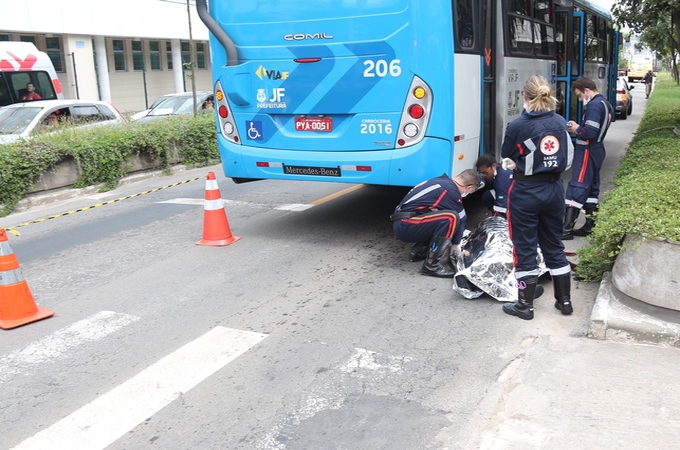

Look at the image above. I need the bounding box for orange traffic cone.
[196,172,240,246]
[0,228,54,329]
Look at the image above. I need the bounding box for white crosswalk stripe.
[0,311,139,384]
[12,326,267,450]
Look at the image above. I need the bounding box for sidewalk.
[458,246,680,449]
[469,329,680,449]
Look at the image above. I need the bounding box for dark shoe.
[561,207,580,240]
[573,205,597,237]
[573,218,594,236]
[553,273,572,315]
[503,276,539,320]
[534,284,544,299]
[503,301,534,320]
[408,241,429,262]
[421,236,456,278]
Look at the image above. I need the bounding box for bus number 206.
[363,59,402,78]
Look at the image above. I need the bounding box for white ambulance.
[0,42,64,107]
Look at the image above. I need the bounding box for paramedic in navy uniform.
[562,76,613,239]
[500,75,574,320]
[392,169,483,278]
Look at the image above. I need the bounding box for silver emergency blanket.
[452,216,548,302]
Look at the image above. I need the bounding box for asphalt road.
[0,84,645,449]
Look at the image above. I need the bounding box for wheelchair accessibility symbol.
[246,121,263,141]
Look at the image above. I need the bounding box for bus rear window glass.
[534,1,552,22]
[455,0,475,49]
[509,0,530,15]
[535,24,555,57]
[510,17,534,54]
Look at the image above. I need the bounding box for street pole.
[186,0,198,117]
[69,52,80,99]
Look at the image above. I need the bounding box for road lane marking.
[309,184,364,205]
[159,198,313,211]
[12,326,267,450]
[0,311,139,383]
[159,183,364,212]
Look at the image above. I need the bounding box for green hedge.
[576,73,680,281]
[0,113,219,216]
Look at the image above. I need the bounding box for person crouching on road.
[476,153,513,219]
[391,170,483,278]
[500,75,574,320]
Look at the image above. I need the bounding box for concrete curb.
[589,271,680,347]
[14,165,192,212]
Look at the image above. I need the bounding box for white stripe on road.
[0,311,139,383]
[275,203,314,211]
[159,197,314,211]
[12,326,267,450]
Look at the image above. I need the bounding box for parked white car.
[129,93,180,121]
[0,99,126,144]
[133,91,214,123]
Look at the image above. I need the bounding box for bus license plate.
[295,117,332,132]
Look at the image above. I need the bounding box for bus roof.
[575,0,614,20]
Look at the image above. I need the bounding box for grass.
[576,72,680,281]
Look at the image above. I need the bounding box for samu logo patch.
[540,135,560,155]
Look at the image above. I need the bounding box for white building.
[0,0,212,113]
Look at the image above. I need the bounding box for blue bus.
[196,0,618,186]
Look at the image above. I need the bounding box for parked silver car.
[616,76,634,120]
[0,99,126,144]
[133,91,214,123]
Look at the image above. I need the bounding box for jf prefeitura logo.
[255,65,289,109]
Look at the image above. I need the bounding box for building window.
[0,34,9,41]
[181,41,192,69]
[132,40,144,70]
[196,42,206,69]
[149,41,161,70]
[45,37,64,72]
[166,41,173,70]
[112,39,126,71]
[20,35,36,44]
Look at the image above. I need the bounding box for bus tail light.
[396,76,432,148]
[409,104,424,119]
[214,80,241,145]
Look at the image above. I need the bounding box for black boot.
[421,236,456,278]
[573,205,597,237]
[553,273,572,315]
[503,276,539,320]
[561,207,580,240]
[408,241,429,262]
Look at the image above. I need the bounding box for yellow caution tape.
[6,177,201,236]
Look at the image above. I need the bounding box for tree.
[612,0,680,82]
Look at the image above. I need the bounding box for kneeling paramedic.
[392,170,483,278]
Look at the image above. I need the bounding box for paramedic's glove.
[501,158,516,170]
[451,243,469,259]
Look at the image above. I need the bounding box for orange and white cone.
[196,172,240,246]
[0,228,54,330]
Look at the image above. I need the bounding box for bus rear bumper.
[218,137,453,187]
